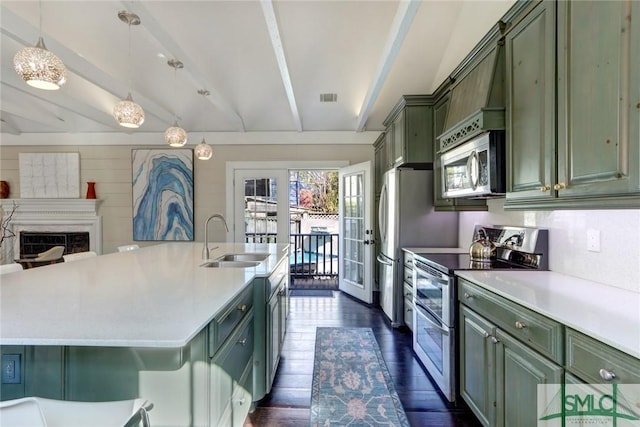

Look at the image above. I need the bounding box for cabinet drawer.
[232,361,253,427]
[403,297,414,331]
[566,328,640,384]
[404,251,414,268]
[459,279,563,364]
[402,283,413,301]
[210,285,254,356]
[214,313,254,383]
[403,267,414,286]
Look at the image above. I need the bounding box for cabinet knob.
[554,182,566,191]
[515,321,527,330]
[540,185,551,192]
[464,292,473,299]
[490,336,500,344]
[235,397,247,405]
[237,337,248,346]
[407,308,412,312]
[483,331,490,338]
[238,304,248,312]
[599,368,616,381]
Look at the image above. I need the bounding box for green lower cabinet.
[460,305,564,427]
[253,258,289,402]
[460,306,496,427]
[495,329,563,427]
[211,312,254,427]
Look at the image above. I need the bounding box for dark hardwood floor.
[245,291,481,427]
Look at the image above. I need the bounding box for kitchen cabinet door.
[505,0,556,203]
[383,96,434,168]
[459,305,496,427]
[495,329,563,427]
[556,0,639,200]
[267,289,280,390]
[373,132,386,198]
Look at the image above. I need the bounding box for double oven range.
[411,225,548,403]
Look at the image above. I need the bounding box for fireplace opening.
[20,231,90,258]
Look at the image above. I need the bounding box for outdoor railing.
[289,233,338,279]
[244,232,339,285]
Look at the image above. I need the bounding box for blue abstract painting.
[132,149,194,241]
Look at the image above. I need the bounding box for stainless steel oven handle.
[467,150,479,191]
[417,306,449,336]
[376,254,393,266]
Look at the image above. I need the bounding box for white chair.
[0,263,24,275]
[34,246,65,262]
[0,396,153,427]
[118,244,140,252]
[63,251,98,262]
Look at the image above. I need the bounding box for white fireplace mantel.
[1,198,102,263]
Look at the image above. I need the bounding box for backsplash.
[459,199,640,293]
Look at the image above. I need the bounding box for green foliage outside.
[291,170,338,213]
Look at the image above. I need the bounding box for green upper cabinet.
[506,0,640,209]
[373,132,387,198]
[383,95,434,168]
[556,0,639,201]
[505,0,556,203]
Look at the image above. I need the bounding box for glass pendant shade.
[165,122,188,147]
[113,93,145,128]
[14,37,67,90]
[195,138,213,160]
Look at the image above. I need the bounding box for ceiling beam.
[1,78,119,131]
[260,0,302,132]
[355,0,420,132]
[128,2,246,132]
[0,114,22,135]
[0,6,175,128]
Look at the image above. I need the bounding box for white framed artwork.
[19,153,80,198]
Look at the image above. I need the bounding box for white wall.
[0,144,372,254]
[459,199,640,293]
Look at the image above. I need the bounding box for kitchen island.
[0,242,289,427]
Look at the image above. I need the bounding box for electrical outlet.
[2,354,21,384]
[587,229,601,253]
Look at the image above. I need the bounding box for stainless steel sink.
[216,253,270,262]
[200,260,261,268]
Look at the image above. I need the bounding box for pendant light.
[195,138,213,160]
[13,0,67,90]
[165,59,188,147]
[113,10,144,129]
[194,89,213,160]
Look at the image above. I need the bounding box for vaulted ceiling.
[1,1,515,140]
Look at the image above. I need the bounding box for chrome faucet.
[203,214,229,260]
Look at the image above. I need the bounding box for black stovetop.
[413,252,534,274]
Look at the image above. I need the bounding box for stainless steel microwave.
[440,131,506,198]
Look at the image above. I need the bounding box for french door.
[232,169,289,243]
[338,161,373,304]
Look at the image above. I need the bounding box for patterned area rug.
[310,327,410,426]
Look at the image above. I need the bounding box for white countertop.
[456,270,640,360]
[0,242,288,348]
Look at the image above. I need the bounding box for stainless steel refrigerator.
[376,168,458,326]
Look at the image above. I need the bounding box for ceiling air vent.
[320,93,337,103]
